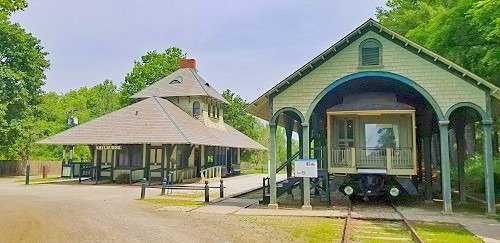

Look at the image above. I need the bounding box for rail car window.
[364,124,399,148]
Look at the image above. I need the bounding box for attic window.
[360,39,382,66]
[170,76,183,84]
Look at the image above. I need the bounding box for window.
[336,118,354,148]
[149,147,163,165]
[176,145,190,169]
[99,149,113,165]
[169,76,182,84]
[364,124,399,149]
[192,101,201,118]
[117,145,143,167]
[360,39,381,66]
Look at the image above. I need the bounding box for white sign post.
[294,159,318,178]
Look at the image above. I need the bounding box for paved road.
[0,176,288,243]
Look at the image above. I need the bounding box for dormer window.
[360,39,382,66]
[170,76,183,84]
[192,101,200,119]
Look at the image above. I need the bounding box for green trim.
[482,123,496,214]
[445,102,488,121]
[439,123,453,212]
[271,107,305,124]
[305,71,446,122]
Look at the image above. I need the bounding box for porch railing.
[330,147,413,170]
[200,166,223,182]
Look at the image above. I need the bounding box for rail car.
[326,92,419,200]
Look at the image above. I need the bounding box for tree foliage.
[376,0,500,84]
[120,47,185,105]
[0,0,50,160]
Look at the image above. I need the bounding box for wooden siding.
[273,31,486,117]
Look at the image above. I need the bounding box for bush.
[463,154,500,193]
[115,173,130,184]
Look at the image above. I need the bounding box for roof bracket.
[404,42,409,46]
[417,48,422,53]
[434,57,438,61]
[448,65,452,69]
[345,38,349,43]
[391,34,395,39]
[357,30,361,34]
[309,63,313,69]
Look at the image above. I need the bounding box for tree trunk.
[449,128,458,165]
[464,110,476,157]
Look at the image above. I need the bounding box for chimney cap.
[179,58,196,70]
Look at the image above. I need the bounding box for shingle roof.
[131,68,227,103]
[38,97,265,150]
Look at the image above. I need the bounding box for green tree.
[376,0,500,84]
[120,47,185,105]
[0,0,50,160]
[222,89,259,138]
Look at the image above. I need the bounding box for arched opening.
[446,103,497,213]
[306,72,446,207]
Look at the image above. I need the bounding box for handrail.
[200,165,223,182]
[276,151,300,173]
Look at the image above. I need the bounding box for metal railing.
[139,178,225,202]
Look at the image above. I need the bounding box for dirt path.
[0,177,287,242]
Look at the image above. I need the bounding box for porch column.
[482,120,496,214]
[439,120,452,212]
[455,113,467,203]
[301,122,312,210]
[284,117,293,178]
[423,110,433,201]
[423,135,432,201]
[268,123,278,209]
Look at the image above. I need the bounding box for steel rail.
[391,203,424,243]
[341,200,352,243]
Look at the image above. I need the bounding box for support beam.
[455,113,467,203]
[284,117,294,178]
[439,121,452,212]
[482,121,496,214]
[268,123,278,209]
[301,122,312,210]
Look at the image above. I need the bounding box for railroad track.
[340,201,424,243]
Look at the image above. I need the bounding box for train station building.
[39,59,265,184]
[247,19,498,214]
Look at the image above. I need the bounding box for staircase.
[261,151,300,204]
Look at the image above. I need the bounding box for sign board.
[96,145,122,150]
[295,159,318,178]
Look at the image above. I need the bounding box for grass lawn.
[413,222,482,243]
[15,176,66,183]
[239,216,344,243]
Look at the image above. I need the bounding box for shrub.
[115,173,130,184]
[463,154,500,193]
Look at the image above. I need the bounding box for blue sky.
[12,1,386,102]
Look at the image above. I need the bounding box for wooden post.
[482,121,496,214]
[161,178,167,196]
[204,180,209,202]
[301,122,312,210]
[140,178,147,200]
[439,120,452,212]
[25,164,30,185]
[219,179,224,198]
[268,123,278,209]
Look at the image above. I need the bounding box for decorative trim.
[270,107,305,124]
[438,120,450,126]
[444,102,488,121]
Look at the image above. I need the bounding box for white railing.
[356,148,387,168]
[392,148,413,169]
[173,167,197,183]
[330,147,413,170]
[200,166,223,182]
[331,148,352,167]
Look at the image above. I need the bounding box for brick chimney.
[179,58,196,70]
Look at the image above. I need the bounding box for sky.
[12,1,387,102]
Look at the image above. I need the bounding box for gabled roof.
[38,97,265,150]
[247,18,500,121]
[132,68,228,104]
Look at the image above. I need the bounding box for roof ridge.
[188,68,210,97]
[153,96,191,143]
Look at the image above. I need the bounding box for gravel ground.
[0,177,290,242]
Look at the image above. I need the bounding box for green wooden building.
[247,19,498,214]
[39,59,265,184]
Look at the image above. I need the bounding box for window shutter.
[362,47,380,66]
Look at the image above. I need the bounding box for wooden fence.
[0,160,62,176]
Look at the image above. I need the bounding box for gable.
[247,19,498,121]
[272,30,486,117]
